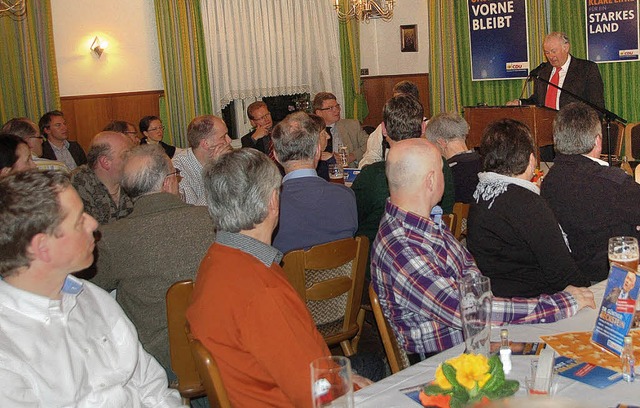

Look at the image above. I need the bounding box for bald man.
[172,115,232,205]
[371,138,595,362]
[71,131,134,224]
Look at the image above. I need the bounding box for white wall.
[51,0,163,96]
[360,0,429,76]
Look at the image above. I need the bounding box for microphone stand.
[531,73,626,165]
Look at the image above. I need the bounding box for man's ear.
[425,170,435,192]
[381,122,388,138]
[29,233,52,264]
[268,189,279,216]
[421,119,428,136]
[98,154,111,170]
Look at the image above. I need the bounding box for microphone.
[527,62,548,81]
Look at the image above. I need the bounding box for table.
[355,281,640,407]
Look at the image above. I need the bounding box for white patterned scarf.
[473,172,539,209]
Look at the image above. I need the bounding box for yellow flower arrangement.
[420,353,519,408]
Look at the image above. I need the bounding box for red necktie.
[544,67,561,110]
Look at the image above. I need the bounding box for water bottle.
[622,335,635,382]
[499,328,512,375]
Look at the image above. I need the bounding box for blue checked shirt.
[371,200,578,354]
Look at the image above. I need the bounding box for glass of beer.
[608,236,639,271]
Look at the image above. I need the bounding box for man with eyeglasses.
[2,117,69,173]
[90,144,215,379]
[71,131,134,225]
[39,110,87,170]
[313,92,369,167]
[241,101,274,155]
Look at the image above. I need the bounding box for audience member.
[426,112,481,204]
[0,170,181,406]
[271,111,357,254]
[241,101,274,155]
[187,149,332,407]
[71,131,134,224]
[139,115,176,158]
[39,110,87,170]
[310,113,337,181]
[359,80,421,169]
[0,133,36,177]
[104,120,140,145]
[541,102,640,282]
[91,144,215,375]
[2,117,68,172]
[467,119,589,297]
[313,92,368,167]
[371,138,595,359]
[172,114,232,206]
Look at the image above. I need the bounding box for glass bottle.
[622,335,635,382]
[499,328,512,374]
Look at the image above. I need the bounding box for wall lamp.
[90,36,108,58]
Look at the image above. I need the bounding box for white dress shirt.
[0,276,183,407]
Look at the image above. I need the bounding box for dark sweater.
[468,183,589,297]
[447,151,482,204]
[541,154,640,282]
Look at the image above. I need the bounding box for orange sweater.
[187,243,330,407]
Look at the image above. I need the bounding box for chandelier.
[333,0,395,22]
[0,0,26,16]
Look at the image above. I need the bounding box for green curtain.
[154,1,212,148]
[0,0,59,124]
[338,2,368,122]
[548,0,640,123]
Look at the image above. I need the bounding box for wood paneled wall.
[60,90,164,151]
[361,73,430,128]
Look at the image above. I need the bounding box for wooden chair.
[600,121,625,159]
[368,284,409,374]
[166,280,205,403]
[281,236,368,356]
[185,324,232,408]
[452,202,470,241]
[442,213,456,233]
[624,122,640,161]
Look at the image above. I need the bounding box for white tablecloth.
[355,281,640,407]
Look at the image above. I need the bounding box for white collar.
[583,154,610,166]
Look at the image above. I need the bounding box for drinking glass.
[459,275,492,356]
[338,144,349,167]
[311,356,353,408]
[328,163,345,183]
[608,236,639,272]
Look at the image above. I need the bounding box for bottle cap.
[624,336,632,345]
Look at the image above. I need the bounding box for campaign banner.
[468,0,530,81]
[586,0,639,63]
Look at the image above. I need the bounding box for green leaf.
[423,384,452,396]
[481,355,505,392]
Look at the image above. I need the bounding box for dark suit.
[521,55,605,109]
[41,140,87,167]
[241,129,271,155]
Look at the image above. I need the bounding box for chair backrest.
[601,121,625,158]
[452,202,470,241]
[368,284,409,374]
[281,236,368,350]
[186,324,232,408]
[166,280,205,399]
[624,122,640,161]
[442,213,456,233]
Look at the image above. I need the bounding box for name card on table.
[591,264,640,356]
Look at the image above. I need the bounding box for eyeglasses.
[318,103,341,112]
[253,112,271,122]
[165,169,182,182]
[148,126,164,132]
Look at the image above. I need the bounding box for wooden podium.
[464,106,557,160]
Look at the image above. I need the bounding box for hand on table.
[505,99,521,106]
[564,285,596,310]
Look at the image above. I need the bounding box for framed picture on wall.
[400,25,418,53]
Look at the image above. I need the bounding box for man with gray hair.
[426,112,480,203]
[71,131,134,224]
[541,102,640,282]
[0,170,182,406]
[271,111,358,254]
[91,144,215,375]
[172,114,232,205]
[186,149,333,407]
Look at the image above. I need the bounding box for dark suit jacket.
[241,129,271,155]
[521,55,605,109]
[41,140,87,166]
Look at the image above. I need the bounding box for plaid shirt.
[371,200,578,354]
[172,148,206,206]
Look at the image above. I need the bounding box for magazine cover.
[591,265,640,356]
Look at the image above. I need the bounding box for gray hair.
[553,102,601,155]
[2,118,39,139]
[0,170,70,277]
[121,144,171,199]
[546,31,570,44]
[271,111,319,163]
[204,149,281,232]
[425,112,469,143]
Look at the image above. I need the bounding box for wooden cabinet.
[361,73,430,127]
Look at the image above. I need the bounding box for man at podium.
[507,32,604,110]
